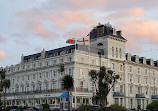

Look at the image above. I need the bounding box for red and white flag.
[76,35,89,45]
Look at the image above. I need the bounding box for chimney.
[147,59,154,66]
[41,49,46,59]
[126,53,131,61]
[135,55,139,63]
[21,54,24,63]
[142,57,146,64]
[117,30,122,36]
[98,23,101,26]
[154,60,158,66]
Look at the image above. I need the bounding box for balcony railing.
[136,94,145,98]
[4,89,63,96]
[151,95,158,99]
[113,92,124,97]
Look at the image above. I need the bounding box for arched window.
[119,48,122,59]
[112,63,115,70]
[116,48,118,58]
[112,47,114,57]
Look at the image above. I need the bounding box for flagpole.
[66,37,77,108]
[87,34,91,105]
[74,38,77,109]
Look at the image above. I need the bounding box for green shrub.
[0,101,3,106]
[110,104,126,111]
[6,106,11,111]
[6,106,20,111]
[146,100,158,111]
[42,103,50,109]
[77,104,98,111]
[18,106,23,111]
[22,106,29,110]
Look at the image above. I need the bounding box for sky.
[1,0,158,67]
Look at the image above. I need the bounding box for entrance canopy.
[60,91,72,98]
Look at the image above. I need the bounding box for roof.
[23,44,104,63]
[60,91,72,98]
[90,24,126,40]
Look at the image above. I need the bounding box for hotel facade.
[2,23,158,110]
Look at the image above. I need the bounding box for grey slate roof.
[23,44,104,63]
[90,24,126,40]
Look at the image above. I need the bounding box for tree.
[146,100,158,111]
[59,65,65,73]
[89,70,98,93]
[1,79,10,111]
[62,75,73,111]
[89,66,119,107]
[59,64,73,111]
[0,68,6,106]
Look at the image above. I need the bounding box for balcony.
[151,95,158,99]
[76,88,88,92]
[5,89,62,96]
[113,92,124,97]
[136,94,145,98]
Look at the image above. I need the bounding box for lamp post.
[98,52,101,69]
[97,42,103,69]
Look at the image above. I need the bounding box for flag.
[66,38,75,44]
[76,35,89,45]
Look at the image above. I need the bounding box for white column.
[40,99,42,104]
[47,98,48,104]
[15,100,17,106]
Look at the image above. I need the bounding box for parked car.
[10,109,20,111]
[0,106,4,111]
[23,108,36,111]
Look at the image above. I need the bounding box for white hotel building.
[2,23,158,110]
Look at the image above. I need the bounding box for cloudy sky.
[0,0,158,67]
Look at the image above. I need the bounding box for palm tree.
[1,79,10,111]
[62,75,73,111]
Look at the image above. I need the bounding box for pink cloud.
[120,18,158,43]
[17,9,97,34]
[112,18,158,53]
[108,8,145,19]
[30,20,57,38]
[0,50,7,60]
[17,10,57,39]
[105,0,158,11]
[125,38,143,53]
[64,26,92,39]
[43,0,107,11]
[68,0,107,10]
[50,11,96,30]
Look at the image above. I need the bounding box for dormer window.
[97,25,104,37]
[97,43,103,46]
